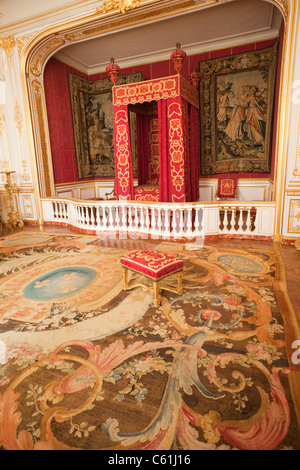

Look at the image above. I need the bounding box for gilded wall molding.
[21,160,30,184]
[0,106,5,136]
[14,101,22,133]
[17,33,37,57]
[273,0,288,20]
[29,37,65,78]
[271,0,299,239]
[30,78,55,197]
[0,160,8,184]
[288,199,300,233]
[291,113,300,179]
[0,34,16,63]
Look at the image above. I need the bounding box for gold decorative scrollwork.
[31,79,54,197]
[0,108,5,136]
[292,114,300,179]
[30,37,65,77]
[17,33,36,57]
[288,199,300,233]
[102,0,141,14]
[14,101,22,133]
[273,0,288,20]
[0,35,16,63]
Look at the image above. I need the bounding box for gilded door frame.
[20,0,296,240]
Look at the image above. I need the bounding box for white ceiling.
[53,0,283,75]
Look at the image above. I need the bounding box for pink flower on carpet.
[226,285,246,295]
[246,343,272,361]
[142,354,151,361]
[268,323,284,335]
[223,298,241,310]
[0,377,12,387]
[201,309,222,321]
[172,333,182,341]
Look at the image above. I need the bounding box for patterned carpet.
[0,232,299,450]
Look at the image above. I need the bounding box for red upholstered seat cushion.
[121,250,183,279]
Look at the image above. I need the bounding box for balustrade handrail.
[41,196,275,206]
[40,197,276,239]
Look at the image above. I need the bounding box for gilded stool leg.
[122,267,129,290]
[153,281,160,308]
[177,270,183,295]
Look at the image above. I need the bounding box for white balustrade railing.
[41,198,275,240]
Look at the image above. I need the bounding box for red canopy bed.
[112,73,200,203]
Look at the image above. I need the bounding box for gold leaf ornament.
[102,0,141,14]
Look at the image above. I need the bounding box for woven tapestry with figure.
[0,232,299,450]
[200,42,278,175]
[69,72,142,179]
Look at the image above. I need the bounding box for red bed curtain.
[182,98,191,202]
[158,99,169,202]
[113,104,134,200]
[181,98,200,202]
[190,104,200,202]
[158,96,187,203]
[136,111,150,186]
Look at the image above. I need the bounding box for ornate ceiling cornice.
[23,0,289,80]
[99,0,218,15]
[101,0,142,14]
[24,0,215,79]
[273,0,288,20]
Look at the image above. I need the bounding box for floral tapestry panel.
[199,42,278,175]
[69,72,142,179]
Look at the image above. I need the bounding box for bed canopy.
[110,46,201,203]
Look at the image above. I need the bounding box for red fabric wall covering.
[44,58,90,184]
[44,36,283,186]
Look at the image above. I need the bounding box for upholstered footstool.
[121,250,183,307]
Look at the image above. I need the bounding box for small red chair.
[216,177,237,200]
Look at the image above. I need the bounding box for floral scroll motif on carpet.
[0,233,299,450]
